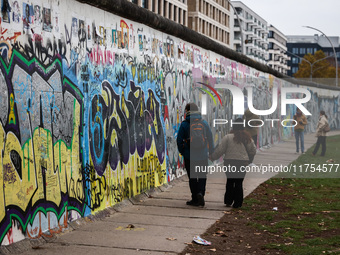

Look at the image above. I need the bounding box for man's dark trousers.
[184,158,208,202]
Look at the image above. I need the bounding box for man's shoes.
[186,200,199,206]
[197,193,205,207]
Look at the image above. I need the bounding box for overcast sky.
[236,0,340,36]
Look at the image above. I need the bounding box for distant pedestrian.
[312,111,329,156]
[177,103,214,207]
[244,108,260,147]
[210,118,256,208]
[293,108,307,154]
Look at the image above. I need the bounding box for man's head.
[296,108,302,116]
[232,118,245,131]
[185,103,198,113]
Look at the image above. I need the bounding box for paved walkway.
[2,131,340,255]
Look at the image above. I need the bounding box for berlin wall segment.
[0,0,339,247]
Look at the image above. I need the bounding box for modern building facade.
[268,25,290,75]
[187,0,232,47]
[130,0,232,47]
[231,1,269,65]
[287,35,340,77]
[130,0,297,75]
[130,0,188,26]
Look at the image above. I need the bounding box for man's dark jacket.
[176,111,214,161]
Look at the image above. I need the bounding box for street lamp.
[229,1,244,54]
[303,26,338,87]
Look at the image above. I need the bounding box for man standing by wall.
[177,103,214,207]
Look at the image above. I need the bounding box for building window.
[292,57,299,64]
[163,0,166,16]
[179,9,182,24]
[292,48,299,54]
[132,0,138,4]
[307,48,313,54]
[292,67,299,74]
[142,0,148,9]
[169,3,172,19]
[152,0,156,12]
[174,6,177,22]
[158,0,162,14]
[268,31,273,38]
[183,10,186,26]
[300,48,306,54]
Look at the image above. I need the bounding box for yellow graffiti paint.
[0,123,5,222]
[90,139,166,214]
[8,93,16,125]
[111,100,122,128]
[3,132,37,212]
[31,128,61,205]
[121,91,130,118]
[139,96,143,117]
[269,74,274,89]
[57,101,83,203]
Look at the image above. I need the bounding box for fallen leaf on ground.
[209,248,216,252]
[166,237,177,241]
[126,224,135,229]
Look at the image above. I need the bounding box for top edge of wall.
[76,0,340,91]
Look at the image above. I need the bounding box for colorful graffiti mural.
[0,0,339,247]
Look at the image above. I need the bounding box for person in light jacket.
[312,111,328,156]
[293,108,308,154]
[210,118,256,208]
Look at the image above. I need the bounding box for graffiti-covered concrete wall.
[0,0,339,246]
